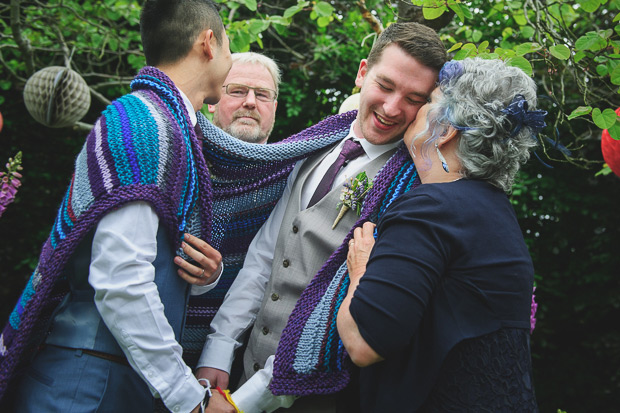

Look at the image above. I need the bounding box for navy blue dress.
[349,179,538,411]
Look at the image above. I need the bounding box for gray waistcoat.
[243,144,397,381]
[45,225,188,357]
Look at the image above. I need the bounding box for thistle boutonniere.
[332,171,373,229]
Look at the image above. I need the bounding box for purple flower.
[439,60,464,84]
[0,152,23,219]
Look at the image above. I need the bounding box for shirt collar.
[177,88,197,127]
[347,120,401,160]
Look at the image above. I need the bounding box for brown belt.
[49,344,130,366]
[81,348,130,366]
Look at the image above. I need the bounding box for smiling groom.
[193,22,447,412]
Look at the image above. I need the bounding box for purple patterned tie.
[307,138,365,208]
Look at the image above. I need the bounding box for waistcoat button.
[292,225,298,233]
[283,259,289,268]
[262,326,269,335]
[271,293,279,301]
[253,362,260,372]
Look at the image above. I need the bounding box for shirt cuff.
[190,262,224,296]
[161,372,206,413]
[231,356,296,413]
[196,333,238,373]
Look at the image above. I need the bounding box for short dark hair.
[140,0,224,66]
[367,22,447,73]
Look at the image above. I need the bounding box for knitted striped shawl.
[0,66,215,397]
[270,145,421,395]
[181,110,357,365]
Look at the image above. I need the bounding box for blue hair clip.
[501,94,547,137]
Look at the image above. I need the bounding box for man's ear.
[207,104,217,113]
[438,125,460,147]
[199,29,215,60]
[354,59,369,89]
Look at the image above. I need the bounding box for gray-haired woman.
[337,58,541,411]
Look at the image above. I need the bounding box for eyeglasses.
[223,83,277,102]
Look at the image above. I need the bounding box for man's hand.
[204,391,236,413]
[197,367,230,390]
[174,233,222,286]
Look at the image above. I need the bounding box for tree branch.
[357,0,383,34]
[10,0,34,75]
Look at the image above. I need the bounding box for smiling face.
[404,88,443,153]
[209,62,278,144]
[353,44,438,146]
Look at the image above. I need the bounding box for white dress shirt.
[89,89,217,412]
[197,122,399,412]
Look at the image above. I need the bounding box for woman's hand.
[347,221,376,282]
[174,233,222,286]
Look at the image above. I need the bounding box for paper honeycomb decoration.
[23,66,91,128]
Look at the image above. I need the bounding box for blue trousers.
[15,345,155,412]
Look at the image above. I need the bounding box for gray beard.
[224,122,266,144]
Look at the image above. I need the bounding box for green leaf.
[267,15,291,26]
[580,0,601,13]
[447,42,463,53]
[521,26,535,38]
[611,65,620,85]
[567,106,592,120]
[575,33,606,51]
[230,29,251,52]
[423,4,447,20]
[283,4,304,19]
[317,15,331,28]
[506,56,533,76]
[478,41,489,53]
[595,165,613,176]
[472,30,483,43]
[514,12,527,26]
[314,1,334,17]
[614,14,620,23]
[574,51,587,62]
[448,3,465,22]
[453,48,475,60]
[549,44,571,60]
[592,108,619,129]
[516,42,534,56]
[247,19,270,35]
[608,119,620,140]
[597,64,609,76]
[239,0,257,12]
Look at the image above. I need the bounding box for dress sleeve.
[349,191,453,358]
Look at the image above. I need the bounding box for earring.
[435,142,449,173]
[409,141,416,159]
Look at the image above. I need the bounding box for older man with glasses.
[208,52,280,144]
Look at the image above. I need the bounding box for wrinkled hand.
[347,221,376,283]
[174,233,222,287]
[204,391,236,413]
[196,367,230,390]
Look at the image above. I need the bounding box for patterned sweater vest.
[243,144,397,379]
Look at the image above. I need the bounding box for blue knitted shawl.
[181,111,356,365]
